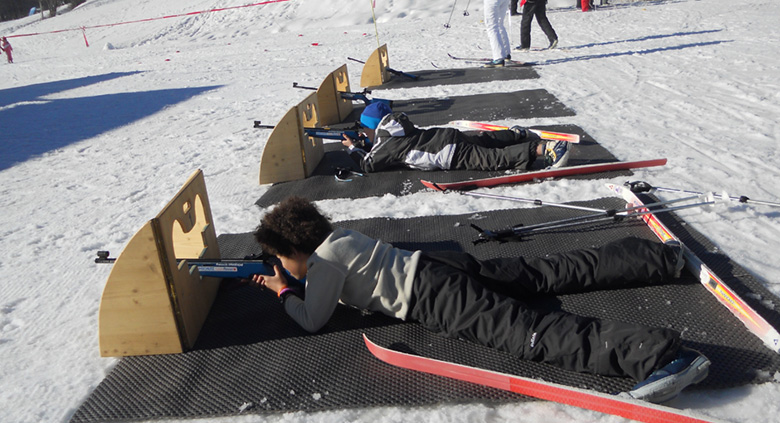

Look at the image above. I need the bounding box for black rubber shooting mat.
[369,65,540,89]
[348,89,575,126]
[256,124,629,207]
[71,196,780,422]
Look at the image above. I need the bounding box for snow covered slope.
[1,0,779,422]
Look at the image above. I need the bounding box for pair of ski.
[448,53,536,67]
[420,158,668,191]
[365,184,780,423]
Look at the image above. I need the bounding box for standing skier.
[341,102,570,173]
[482,0,513,67]
[252,196,711,404]
[517,0,558,51]
[1,37,13,64]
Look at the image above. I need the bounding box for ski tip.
[420,180,446,191]
[362,333,374,347]
[362,333,389,360]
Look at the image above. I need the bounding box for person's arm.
[282,261,347,333]
[342,133,372,172]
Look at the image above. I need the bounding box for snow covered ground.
[1,0,780,422]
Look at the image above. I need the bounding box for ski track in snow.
[2,0,780,422]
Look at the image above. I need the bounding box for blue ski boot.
[482,58,505,68]
[544,140,570,168]
[624,347,710,403]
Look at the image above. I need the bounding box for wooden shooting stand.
[317,64,354,126]
[257,92,323,184]
[258,65,353,185]
[360,44,390,88]
[98,170,222,357]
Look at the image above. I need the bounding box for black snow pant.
[511,0,520,14]
[520,0,558,49]
[449,129,540,171]
[409,237,682,381]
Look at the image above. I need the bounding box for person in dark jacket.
[511,0,521,15]
[517,0,558,51]
[252,196,711,404]
[342,102,570,173]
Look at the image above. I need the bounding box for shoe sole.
[627,355,711,403]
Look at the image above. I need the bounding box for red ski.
[421,158,667,191]
[448,120,581,143]
[363,334,715,423]
[607,183,780,354]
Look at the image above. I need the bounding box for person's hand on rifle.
[252,265,287,295]
[341,133,355,148]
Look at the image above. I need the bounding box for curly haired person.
[252,196,710,404]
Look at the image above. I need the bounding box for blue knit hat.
[360,102,393,129]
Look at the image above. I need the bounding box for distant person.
[482,0,513,67]
[517,0,558,51]
[1,37,13,64]
[580,0,594,12]
[510,0,521,15]
[341,102,571,173]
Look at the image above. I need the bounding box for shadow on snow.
[538,39,732,66]
[562,29,724,51]
[0,71,142,109]
[0,72,221,171]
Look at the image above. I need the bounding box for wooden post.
[360,44,390,88]
[258,92,325,184]
[98,170,221,357]
[317,64,354,126]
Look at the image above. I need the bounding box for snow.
[1,0,780,422]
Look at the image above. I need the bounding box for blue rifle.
[347,57,419,80]
[291,82,393,107]
[95,251,305,288]
[303,127,364,141]
[252,121,372,147]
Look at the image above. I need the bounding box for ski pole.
[472,195,712,243]
[503,195,703,235]
[473,199,714,244]
[455,189,702,218]
[627,181,780,208]
[445,0,458,28]
[512,200,714,237]
[452,190,608,213]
